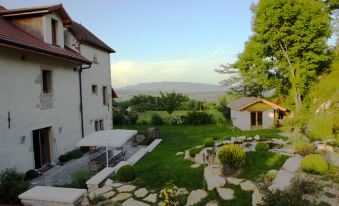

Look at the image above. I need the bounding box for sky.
[0,0,258,87]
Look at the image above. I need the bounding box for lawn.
[117,124,286,192]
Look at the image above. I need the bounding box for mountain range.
[115,82,229,102]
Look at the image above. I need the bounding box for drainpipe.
[79,64,91,138]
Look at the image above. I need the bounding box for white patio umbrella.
[76,129,137,167]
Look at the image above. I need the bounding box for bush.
[184,111,214,125]
[0,168,29,204]
[115,165,136,182]
[24,169,39,180]
[256,142,269,151]
[127,112,138,124]
[301,154,328,175]
[167,115,184,125]
[79,146,90,153]
[113,110,128,125]
[291,176,318,194]
[151,113,165,125]
[59,149,84,163]
[189,147,202,157]
[204,138,214,147]
[261,189,314,206]
[218,144,245,173]
[295,141,315,156]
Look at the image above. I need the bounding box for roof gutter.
[78,63,91,138]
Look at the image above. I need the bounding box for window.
[51,19,57,45]
[251,111,263,126]
[42,70,52,93]
[102,86,107,105]
[93,54,98,64]
[91,85,97,94]
[94,120,104,131]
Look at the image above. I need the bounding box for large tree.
[227,0,333,111]
[159,92,189,115]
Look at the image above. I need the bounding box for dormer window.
[51,19,57,45]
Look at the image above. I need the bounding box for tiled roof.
[68,21,115,53]
[227,96,287,111]
[111,87,118,98]
[0,16,91,64]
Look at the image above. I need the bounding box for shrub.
[189,147,202,157]
[115,165,136,182]
[24,169,39,180]
[295,141,315,156]
[59,149,84,163]
[127,112,138,124]
[0,168,29,204]
[301,154,328,175]
[218,144,245,173]
[159,182,178,206]
[265,171,277,183]
[167,115,184,125]
[184,111,213,125]
[291,176,319,194]
[256,142,269,151]
[79,146,90,153]
[204,138,214,147]
[151,113,165,125]
[113,110,128,125]
[261,189,314,206]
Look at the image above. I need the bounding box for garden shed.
[227,97,287,130]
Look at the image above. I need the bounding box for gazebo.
[76,129,137,169]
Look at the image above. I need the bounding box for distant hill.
[115,82,228,102]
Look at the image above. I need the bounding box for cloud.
[111,56,237,88]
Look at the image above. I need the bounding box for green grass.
[117,124,285,192]
[239,151,289,182]
[137,110,225,123]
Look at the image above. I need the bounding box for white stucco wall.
[79,44,112,136]
[230,109,251,130]
[0,46,82,172]
[43,13,65,47]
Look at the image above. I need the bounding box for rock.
[176,152,184,156]
[103,191,116,199]
[191,163,201,168]
[318,195,338,206]
[217,188,234,200]
[226,177,244,185]
[282,155,302,173]
[231,137,237,142]
[238,136,246,142]
[186,189,208,206]
[117,185,137,192]
[184,150,190,159]
[252,189,263,206]
[240,180,257,191]
[215,142,223,147]
[205,201,218,206]
[324,152,339,166]
[143,193,158,203]
[105,179,114,186]
[269,170,294,191]
[111,182,123,188]
[247,137,253,142]
[254,135,260,141]
[204,165,225,190]
[134,188,148,198]
[176,188,189,196]
[223,140,233,144]
[123,198,150,206]
[316,144,335,153]
[111,193,132,202]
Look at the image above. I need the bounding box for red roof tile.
[68,21,115,53]
[111,87,118,98]
[0,16,91,64]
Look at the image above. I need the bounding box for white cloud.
[111,57,235,88]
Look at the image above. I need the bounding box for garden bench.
[19,186,86,206]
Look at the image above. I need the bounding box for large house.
[228,97,287,130]
[0,4,115,172]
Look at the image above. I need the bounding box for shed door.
[250,112,263,129]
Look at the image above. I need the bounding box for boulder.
[176,152,184,156]
[134,188,148,198]
[268,170,294,191]
[117,185,137,193]
[123,198,150,206]
[204,165,225,190]
[217,188,234,200]
[191,163,201,168]
[316,144,335,153]
[247,137,253,142]
[282,155,302,173]
[254,135,260,141]
[252,189,263,206]
[184,150,191,160]
[111,193,132,202]
[186,189,208,206]
[238,136,246,142]
[176,188,189,196]
[240,180,257,191]
[143,193,158,203]
[226,177,244,185]
[223,140,233,144]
